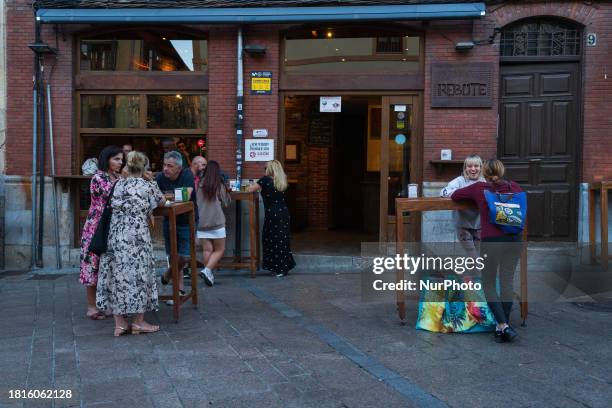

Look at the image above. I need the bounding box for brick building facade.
[2,0,611,267]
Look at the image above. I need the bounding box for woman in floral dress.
[96,151,165,336]
[79,145,123,320]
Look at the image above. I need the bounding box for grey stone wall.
[578,183,612,244]
[4,176,75,269]
[421,181,455,242]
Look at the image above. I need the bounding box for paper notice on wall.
[245,139,274,162]
[320,96,341,112]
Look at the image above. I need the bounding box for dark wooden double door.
[499,63,580,240]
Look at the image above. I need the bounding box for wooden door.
[499,63,579,240]
[380,96,420,242]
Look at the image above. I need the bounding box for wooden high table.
[395,197,529,325]
[219,191,261,278]
[588,181,611,272]
[153,201,198,322]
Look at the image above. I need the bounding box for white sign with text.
[245,139,274,162]
[320,96,342,112]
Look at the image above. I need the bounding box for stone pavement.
[0,267,611,408]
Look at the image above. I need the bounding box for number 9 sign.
[586,33,597,47]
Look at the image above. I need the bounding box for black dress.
[257,176,296,275]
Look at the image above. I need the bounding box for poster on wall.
[250,71,272,95]
[320,96,341,112]
[245,139,274,162]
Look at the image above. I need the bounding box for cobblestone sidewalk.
[0,269,610,407]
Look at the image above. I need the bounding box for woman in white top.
[440,154,484,258]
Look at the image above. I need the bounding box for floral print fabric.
[79,171,115,286]
[96,178,163,315]
[416,275,496,333]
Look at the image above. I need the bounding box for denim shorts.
[162,222,192,258]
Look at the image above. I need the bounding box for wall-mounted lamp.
[244,44,266,55]
[455,41,475,51]
[28,42,57,54]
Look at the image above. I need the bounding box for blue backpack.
[483,183,527,235]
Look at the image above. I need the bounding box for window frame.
[76,26,209,74]
[499,18,583,62]
[279,24,424,91]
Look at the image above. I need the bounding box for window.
[80,94,207,131]
[284,28,421,74]
[147,95,207,129]
[80,30,208,72]
[81,95,140,128]
[500,19,581,57]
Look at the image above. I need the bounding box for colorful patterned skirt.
[416,275,496,333]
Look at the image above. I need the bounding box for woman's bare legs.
[86,286,104,319]
[206,238,225,271]
[201,239,213,267]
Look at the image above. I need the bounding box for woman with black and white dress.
[248,160,296,277]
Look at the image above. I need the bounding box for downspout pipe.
[47,84,61,269]
[31,61,38,267]
[35,20,45,267]
[234,27,244,258]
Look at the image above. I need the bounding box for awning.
[36,3,486,24]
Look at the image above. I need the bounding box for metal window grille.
[376,37,402,53]
[500,20,581,57]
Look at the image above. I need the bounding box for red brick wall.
[6,0,72,176]
[307,146,329,229]
[242,26,280,180]
[423,18,499,181]
[207,26,237,177]
[283,95,329,230]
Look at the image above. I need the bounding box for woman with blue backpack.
[451,159,526,343]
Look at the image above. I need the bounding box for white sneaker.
[199,268,214,287]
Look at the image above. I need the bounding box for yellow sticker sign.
[250,71,272,94]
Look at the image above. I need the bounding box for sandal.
[131,323,160,335]
[86,310,106,320]
[114,326,129,337]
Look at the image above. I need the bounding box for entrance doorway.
[281,94,421,255]
[499,19,582,240]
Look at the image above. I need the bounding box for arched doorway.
[498,18,582,240]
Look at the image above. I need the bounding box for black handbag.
[88,183,117,256]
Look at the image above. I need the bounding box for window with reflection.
[80,94,207,130]
[81,95,140,128]
[147,95,208,130]
[284,27,421,73]
[80,30,208,72]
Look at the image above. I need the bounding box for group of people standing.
[418,156,524,344]
[79,145,295,337]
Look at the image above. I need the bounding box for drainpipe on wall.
[31,22,40,268]
[0,0,6,269]
[35,27,45,268]
[234,27,244,258]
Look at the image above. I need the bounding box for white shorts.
[197,227,226,240]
